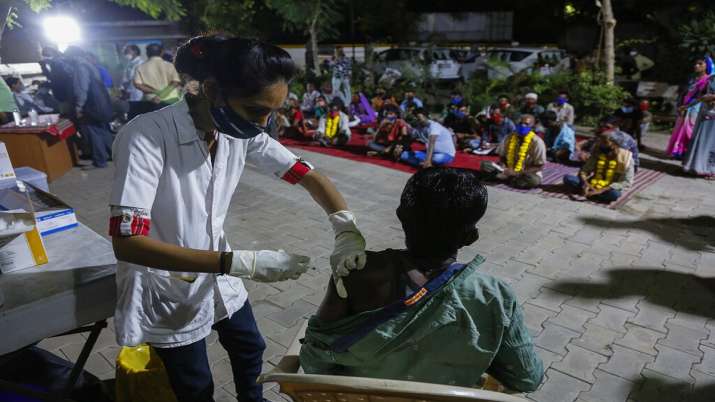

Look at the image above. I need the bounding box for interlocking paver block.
[571,323,621,357]
[646,344,699,383]
[598,344,654,380]
[692,346,715,377]
[629,301,674,333]
[530,288,572,313]
[589,304,634,334]
[631,369,692,402]
[614,323,664,356]
[553,345,608,384]
[534,323,581,355]
[578,369,635,402]
[535,346,564,370]
[523,303,556,337]
[527,369,591,402]
[266,300,317,328]
[659,322,708,357]
[549,305,597,333]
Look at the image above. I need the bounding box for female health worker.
[109,35,366,402]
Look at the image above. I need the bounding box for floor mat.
[281,133,664,209]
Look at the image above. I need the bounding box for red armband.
[109,209,151,237]
[281,160,312,185]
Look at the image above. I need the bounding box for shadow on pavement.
[551,268,715,319]
[630,375,714,402]
[579,215,715,252]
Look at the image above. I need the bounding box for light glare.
[43,16,81,51]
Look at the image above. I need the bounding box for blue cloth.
[154,301,266,402]
[97,65,113,89]
[400,97,424,112]
[368,141,387,153]
[551,124,576,156]
[400,150,454,166]
[610,130,640,168]
[79,122,113,168]
[563,174,622,203]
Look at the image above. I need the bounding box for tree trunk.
[601,0,617,84]
[308,2,321,77]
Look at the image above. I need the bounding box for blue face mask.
[209,94,271,139]
[452,110,466,119]
[556,96,567,106]
[450,96,463,105]
[517,124,532,136]
[621,106,634,113]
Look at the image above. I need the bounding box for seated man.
[542,111,576,163]
[400,108,455,167]
[443,104,479,148]
[300,82,321,117]
[563,130,634,203]
[300,168,544,392]
[316,98,351,147]
[481,114,547,189]
[482,108,516,151]
[518,93,545,123]
[400,90,424,114]
[367,104,410,160]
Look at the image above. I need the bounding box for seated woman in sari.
[666,57,713,159]
[300,168,544,393]
[349,92,377,126]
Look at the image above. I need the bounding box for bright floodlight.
[43,16,81,51]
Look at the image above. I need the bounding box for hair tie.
[190,41,205,59]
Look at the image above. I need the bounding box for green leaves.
[109,0,186,21]
[679,11,715,55]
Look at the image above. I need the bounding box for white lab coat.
[110,100,303,347]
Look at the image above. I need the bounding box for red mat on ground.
[281,132,664,209]
[281,132,498,174]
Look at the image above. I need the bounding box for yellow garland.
[325,114,340,139]
[590,154,618,189]
[506,132,535,173]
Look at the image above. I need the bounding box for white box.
[0,212,48,273]
[0,142,16,188]
[0,183,78,236]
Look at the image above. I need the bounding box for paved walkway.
[43,131,715,402]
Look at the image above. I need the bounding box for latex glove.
[230,250,311,282]
[329,210,367,298]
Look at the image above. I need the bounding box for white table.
[0,223,117,400]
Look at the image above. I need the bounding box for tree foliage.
[679,11,715,56]
[266,0,345,40]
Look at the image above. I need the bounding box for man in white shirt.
[400,108,455,167]
[133,43,182,105]
[547,91,575,126]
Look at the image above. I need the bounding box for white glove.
[230,250,311,282]
[328,210,367,298]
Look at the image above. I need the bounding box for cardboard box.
[0,211,48,273]
[0,142,17,187]
[0,183,78,236]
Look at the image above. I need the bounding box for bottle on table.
[28,108,38,126]
[12,108,21,126]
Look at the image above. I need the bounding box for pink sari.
[666,74,711,157]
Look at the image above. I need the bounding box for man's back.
[301,250,543,392]
[135,57,180,92]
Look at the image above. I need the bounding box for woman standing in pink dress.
[666,57,713,158]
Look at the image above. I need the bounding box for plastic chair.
[258,321,530,402]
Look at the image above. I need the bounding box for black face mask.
[599,145,612,154]
[209,93,271,139]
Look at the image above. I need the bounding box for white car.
[460,47,571,80]
[373,47,462,81]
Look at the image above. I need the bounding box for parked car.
[373,47,462,81]
[460,47,571,80]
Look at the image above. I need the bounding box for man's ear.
[463,227,479,246]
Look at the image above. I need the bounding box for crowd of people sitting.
[279,82,650,203]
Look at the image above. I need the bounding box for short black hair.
[540,110,558,124]
[123,44,140,56]
[330,97,345,109]
[4,76,19,88]
[600,115,621,127]
[397,168,488,259]
[558,90,570,97]
[413,107,427,117]
[383,104,400,115]
[175,35,297,99]
[146,43,163,58]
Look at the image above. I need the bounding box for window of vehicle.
[507,51,532,62]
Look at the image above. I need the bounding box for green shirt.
[299,255,544,392]
[0,78,18,113]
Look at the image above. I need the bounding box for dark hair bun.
[175,35,297,98]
